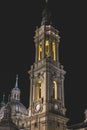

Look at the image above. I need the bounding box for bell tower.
[28,1,68,130]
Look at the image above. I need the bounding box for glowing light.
[38,43,42,61]
[52,42,56,61]
[53,81,57,99]
[36,81,41,99]
[45,40,50,57]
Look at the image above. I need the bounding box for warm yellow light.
[52,42,56,61]
[45,40,50,57]
[37,81,41,99]
[38,43,42,61]
[38,80,41,83]
[53,80,57,99]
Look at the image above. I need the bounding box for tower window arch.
[38,42,42,61]
[52,42,56,61]
[45,40,50,57]
[36,80,41,99]
[53,80,57,99]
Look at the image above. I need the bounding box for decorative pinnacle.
[15,74,18,88]
[3,93,5,102]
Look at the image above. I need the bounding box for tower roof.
[41,0,52,25]
[14,74,19,89]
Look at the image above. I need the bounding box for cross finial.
[15,74,18,88]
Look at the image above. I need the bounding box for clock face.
[54,104,58,110]
[35,104,40,112]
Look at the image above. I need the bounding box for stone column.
[35,43,38,62]
[58,80,61,100]
[33,85,35,101]
[55,82,57,99]
[46,70,50,102]
[42,39,45,59]
[29,73,33,107]
[57,42,59,62]
[36,83,39,100]
[61,76,65,107]
[49,39,51,57]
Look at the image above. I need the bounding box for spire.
[41,0,52,25]
[11,74,20,101]
[15,74,18,88]
[2,93,5,102]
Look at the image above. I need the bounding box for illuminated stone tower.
[28,1,68,130]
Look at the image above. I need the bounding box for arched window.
[38,43,42,61]
[45,40,50,57]
[36,80,41,99]
[53,81,57,99]
[52,42,56,61]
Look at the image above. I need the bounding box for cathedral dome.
[0,101,28,120]
[9,101,28,116]
[0,74,28,120]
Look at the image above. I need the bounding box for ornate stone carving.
[32,100,43,114]
[34,71,44,82]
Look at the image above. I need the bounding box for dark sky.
[0,0,87,126]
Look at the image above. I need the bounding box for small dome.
[12,87,20,92]
[11,87,20,98]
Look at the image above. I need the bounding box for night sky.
[0,0,87,126]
